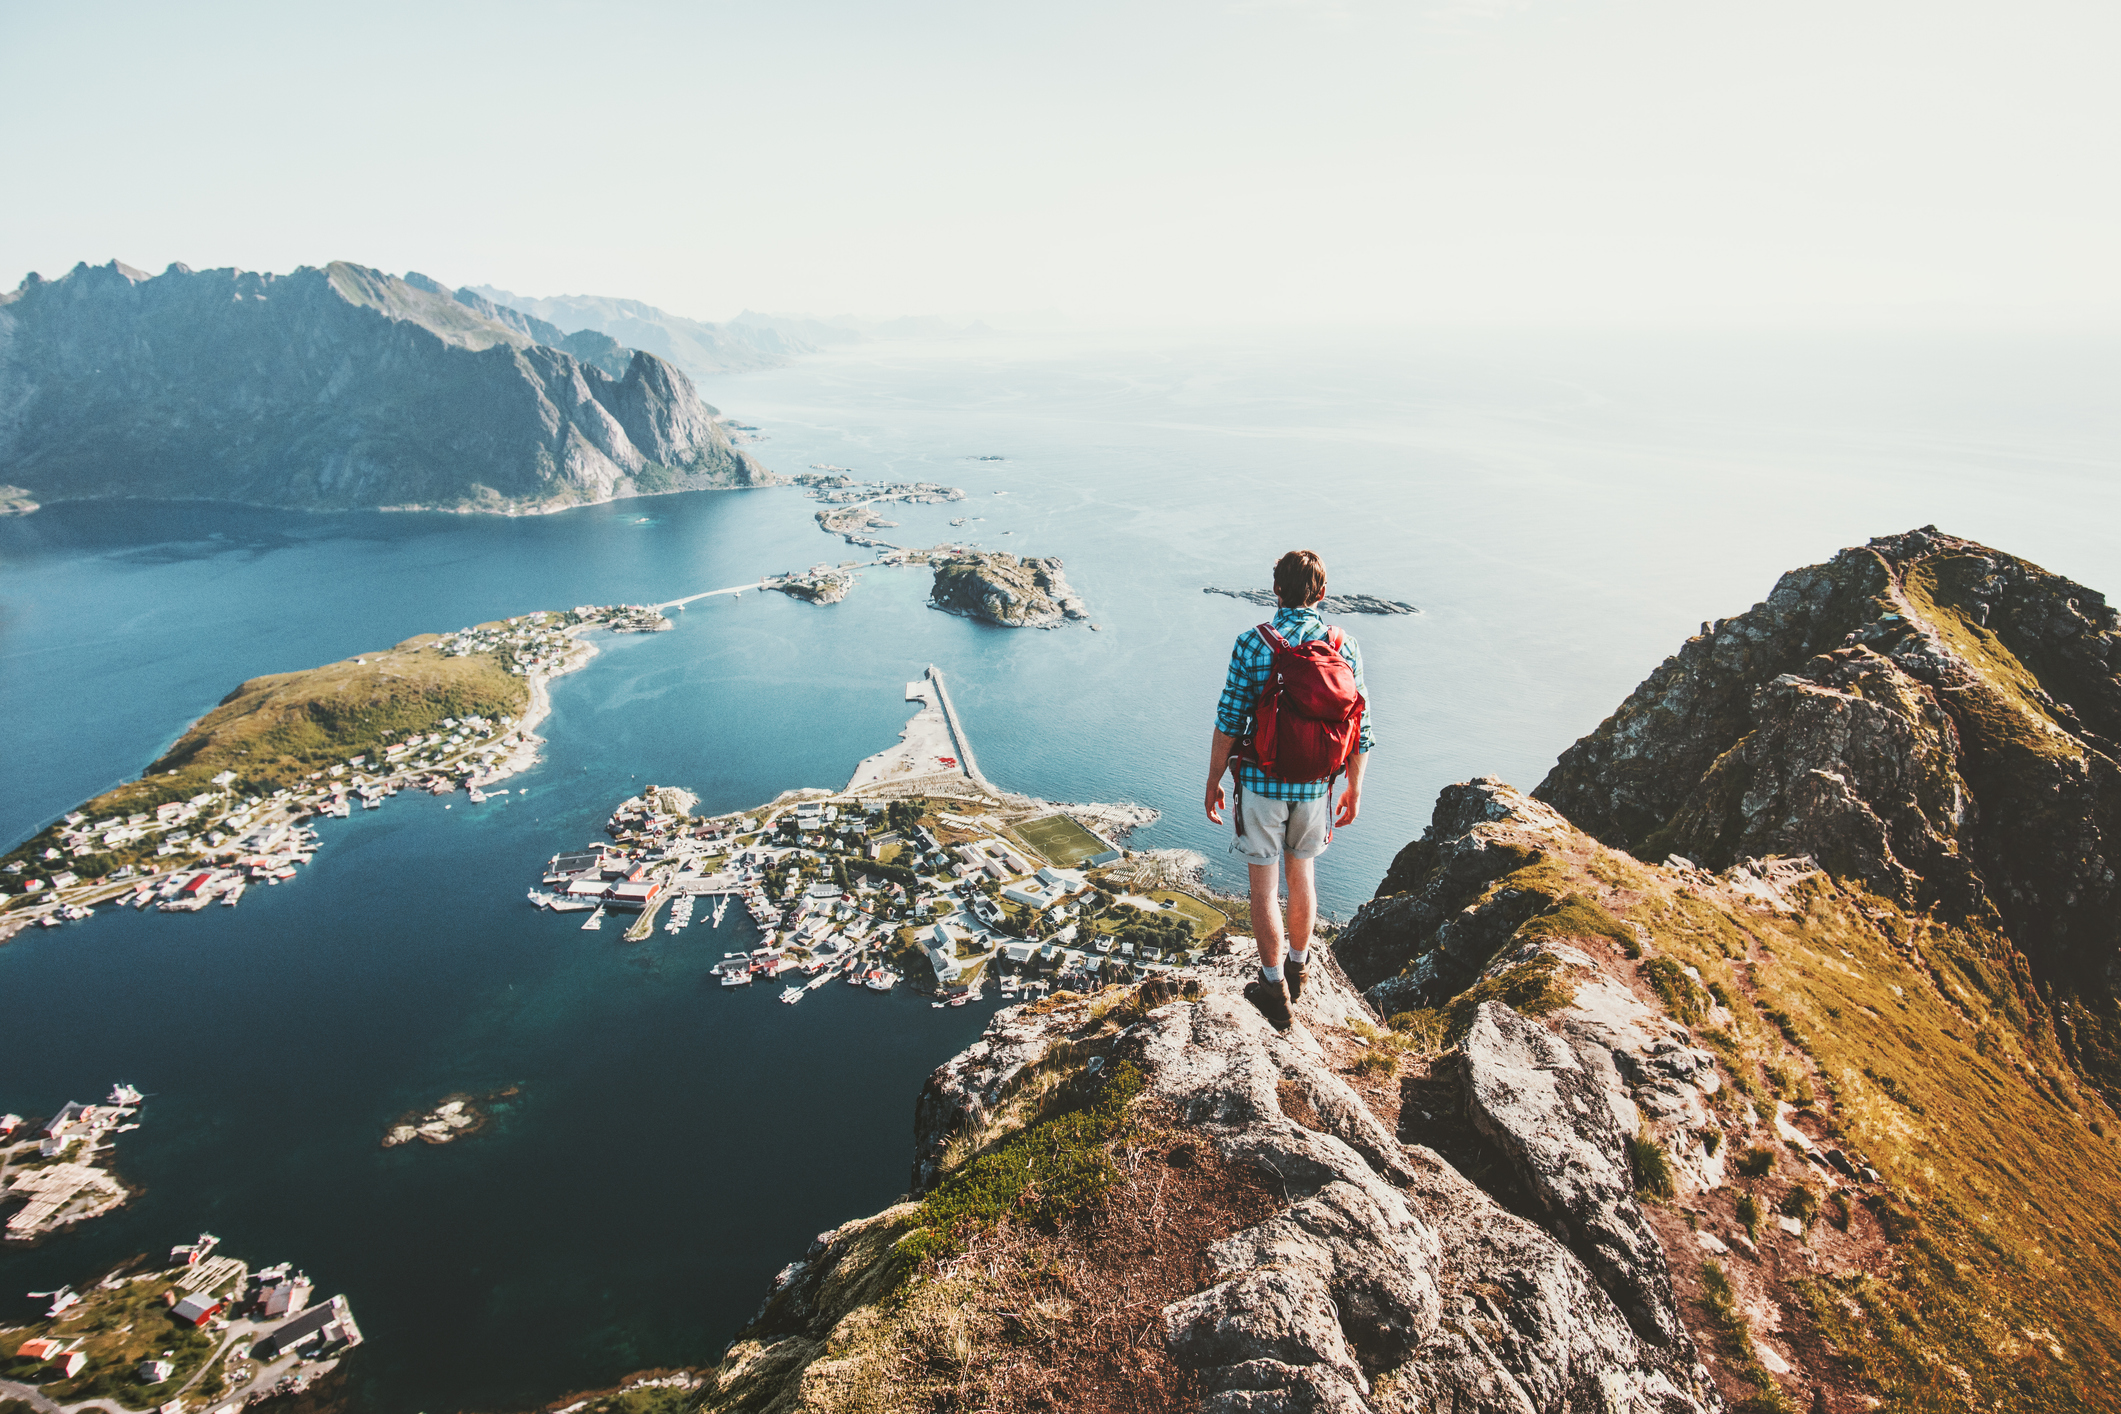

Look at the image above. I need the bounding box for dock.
[925,665,992,792]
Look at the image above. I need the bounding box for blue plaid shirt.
[1215,606,1374,800]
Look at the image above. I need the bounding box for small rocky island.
[930,552,1087,628]
[381,1087,518,1147]
[1204,586,1418,615]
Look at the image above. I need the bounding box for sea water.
[1,325,2115,1409]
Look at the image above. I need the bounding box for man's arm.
[1336,747,1367,827]
[1206,729,1238,824]
[1338,631,1372,828]
[1209,629,1264,824]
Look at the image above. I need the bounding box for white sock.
[1260,964,1284,982]
[1288,948,1309,966]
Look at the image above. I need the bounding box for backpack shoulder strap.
[1326,626,1344,651]
[1256,622,1288,653]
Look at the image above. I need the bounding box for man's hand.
[1206,728,1239,825]
[1335,783,1361,828]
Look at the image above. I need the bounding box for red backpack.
[1242,623,1365,783]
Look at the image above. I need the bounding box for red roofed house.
[172,1293,223,1326]
[17,1337,65,1360]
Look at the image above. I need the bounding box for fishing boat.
[780,985,804,1004]
[948,992,970,1007]
[110,1083,144,1106]
[864,969,896,993]
[581,906,605,931]
[527,889,556,910]
[720,969,752,988]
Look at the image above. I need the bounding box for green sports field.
[1016,812,1111,867]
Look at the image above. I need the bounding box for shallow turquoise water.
[0,326,2114,1409]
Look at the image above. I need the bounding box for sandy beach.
[844,679,971,791]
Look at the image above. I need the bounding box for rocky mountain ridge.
[568,527,2121,1414]
[1533,526,2121,1097]
[0,260,773,513]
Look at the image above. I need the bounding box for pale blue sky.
[3,0,2115,327]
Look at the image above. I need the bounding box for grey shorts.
[1232,790,1332,866]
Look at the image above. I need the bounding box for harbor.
[529,668,1225,1011]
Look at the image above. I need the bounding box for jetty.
[925,665,992,792]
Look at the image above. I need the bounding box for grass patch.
[897,1061,1146,1267]
[1642,955,1712,1026]
[1701,1260,1792,1412]
[1445,955,1578,1043]
[1629,1128,1675,1199]
[1518,891,1641,957]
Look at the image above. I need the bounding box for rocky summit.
[0,260,772,513]
[1534,526,2121,1096]
[557,527,2121,1414]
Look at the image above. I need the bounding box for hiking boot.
[1244,977,1294,1032]
[1286,958,1308,1004]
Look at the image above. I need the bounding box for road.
[652,580,770,611]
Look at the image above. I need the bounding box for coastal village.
[3,1091,362,1413]
[0,604,671,939]
[1,1085,145,1243]
[1,1229,362,1414]
[532,668,1226,1006]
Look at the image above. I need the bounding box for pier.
[925,665,992,793]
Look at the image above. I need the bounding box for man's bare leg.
[1248,861,1285,973]
[1284,855,1317,962]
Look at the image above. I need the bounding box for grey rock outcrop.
[907,951,1715,1412]
[1335,778,1577,1016]
[0,259,772,513]
[1461,1001,1688,1351]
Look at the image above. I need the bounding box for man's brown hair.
[1274,550,1327,608]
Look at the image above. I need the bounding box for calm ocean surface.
[2,326,2115,1409]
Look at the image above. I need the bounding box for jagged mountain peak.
[1534,526,2121,1092]
[0,258,772,512]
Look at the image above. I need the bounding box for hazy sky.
[3,0,2115,328]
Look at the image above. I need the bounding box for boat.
[219,883,245,907]
[109,1083,143,1106]
[468,789,488,804]
[581,906,605,931]
[948,992,970,1007]
[721,969,752,988]
[864,969,896,993]
[780,985,804,1004]
[527,889,556,910]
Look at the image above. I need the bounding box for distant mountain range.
[465,287,995,383]
[0,260,772,514]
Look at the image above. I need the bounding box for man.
[1205,549,1372,1031]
